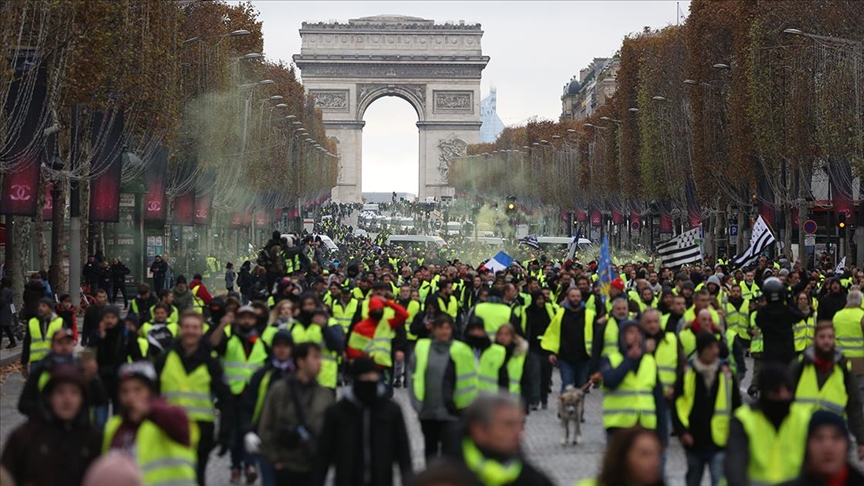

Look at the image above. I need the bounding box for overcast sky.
[248,1,690,194]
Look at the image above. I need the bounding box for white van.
[386,234,447,249]
[361,203,380,213]
[446,221,462,236]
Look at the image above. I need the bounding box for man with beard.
[724,364,812,486]
[663,295,687,334]
[451,393,554,486]
[791,321,864,460]
[540,288,596,394]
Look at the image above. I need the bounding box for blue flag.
[598,236,617,300]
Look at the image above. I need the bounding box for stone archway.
[293,15,489,202]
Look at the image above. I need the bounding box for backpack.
[256,247,273,267]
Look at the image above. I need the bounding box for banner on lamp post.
[173,192,195,225]
[89,110,125,222]
[194,194,212,226]
[143,146,168,223]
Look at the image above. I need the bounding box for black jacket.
[312,391,412,486]
[22,281,47,320]
[755,304,803,364]
[241,361,294,434]
[778,467,864,486]
[671,362,742,451]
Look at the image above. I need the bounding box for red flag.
[590,210,602,227]
[173,192,195,225]
[611,208,623,225]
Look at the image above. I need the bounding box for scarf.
[692,357,719,390]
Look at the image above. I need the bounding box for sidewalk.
[0,344,21,367]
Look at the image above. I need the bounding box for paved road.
[1,362,737,486]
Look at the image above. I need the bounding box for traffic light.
[838,212,847,231]
[506,196,516,213]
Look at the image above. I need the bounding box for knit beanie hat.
[350,357,379,378]
[695,331,718,355]
[82,452,143,486]
[807,410,850,441]
[758,363,793,395]
[101,305,121,320]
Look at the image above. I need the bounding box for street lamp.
[629,107,640,113]
[270,95,284,100]
[275,103,288,108]
[713,63,730,70]
[652,96,667,101]
[683,79,698,85]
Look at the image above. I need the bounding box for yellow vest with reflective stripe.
[413,338,477,410]
[103,416,198,486]
[833,307,864,358]
[750,311,763,353]
[793,315,815,352]
[347,320,394,368]
[675,366,733,446]
[602,352,658,430]
[506,353,526,394]
[290,322,338,388]
[794,362,848,416]
[27,317,64,363]
[473,302,512,338]
[190,285,204,313]
[539,307,594,357]
[331,298,359,332]
[654,333,678,393]
[462,438,522,486]
[478,344,506,391]
[734,404,809,485]
[723,300,750,340]
[438,295,459,319]
[404,300,421,340]
[222,336,268,395]
[252,369,274,426]
[159,350,215,422]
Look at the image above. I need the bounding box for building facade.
[560,56,620,121]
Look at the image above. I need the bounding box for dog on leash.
[557,385,585,446]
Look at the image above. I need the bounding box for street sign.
[630,220,641,231]
[803,219,817,235]
[729,225,738,237]
[805,235,816,247]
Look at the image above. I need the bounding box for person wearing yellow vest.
[139,305,178,359]
[189,274,213,315]
[291,302,344,392]
[240,329,295,486]
[21,298,65,376]
[330,286,360,334]
[723,364,811,486]
[209,305,269,483]
[792,291,816,353]
[152,289,180,324]
[672,332,741,486]
[409,315,477,463]
[105,361,198,486]
[467,296,517,340]
[492,324,528,396]
[577,426,664,486]
[599,297,631,358]
[393,285,422,389]
[450,393,555,486]
[639,308,680,400]
[599,321,661,435]
[435,279,460,319]
[261,299,295,346]
[155,310,234,486]
[791,321,864,459]
[16,328,79,416]
[679,309,729,361]
[130,282,158,325]
[347,296,408,392]
[540,288,596,394]
[832,289,864,394]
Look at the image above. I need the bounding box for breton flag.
[519,234,540,249]
[657,228,703,267]
[484,251,515,274]
[835,256,847,275]
[730,215,776,268]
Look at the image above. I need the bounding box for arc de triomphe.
[293,15,489,202]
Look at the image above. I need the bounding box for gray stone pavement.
[2,362,745,486]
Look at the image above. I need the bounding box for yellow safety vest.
[413,338,477,410]
[734,404,810,485]
[103,416,198,486]
[679,328,723,359]
[602,317,625,357]
[749,311,763,353]
[473,302,514,339]
[149,304,179,324]
[159,350,215,422]
[437,295,459,319]
[290,322,339,389]
[27,317,64,363]
[404,300,421,340]
[539,307,595,357]
[683,306,720,326]
[832,307,864,358]
[654,333,678,394]
[794,362,849,416]
[793,315,815,352]
[190,285,204,314]
[222,335,268,395]
[723,300,750,340]
[506,353,526,394]
[331,299,359,332]
[675,366,733,446]
[251,369,274,426]
[347,320,394,368]
[478,344,506,391]
[602,352,658,430]
[462,438,522,486]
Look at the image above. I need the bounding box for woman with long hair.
[579,427,665,486]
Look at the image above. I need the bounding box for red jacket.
[346,299,409,361]
[189,279,213,305]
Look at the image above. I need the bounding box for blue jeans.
[259,457,276,486]
[230,394,252,470]
[685,450,724,486]
[558,358,590,393]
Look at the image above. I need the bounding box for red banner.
[173,192,195,225]
[89,111,125,222]
[194,194,212,225]
[254,211,268,227]
[590,210,602,227]
[143,146,167,223]
[611,208,623,225]
[576,209,587,222]
[688,208,702,229]
[660,210,673,234]
[629,211,641,230]
[230,210,245,229]
[1,52,46,217]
